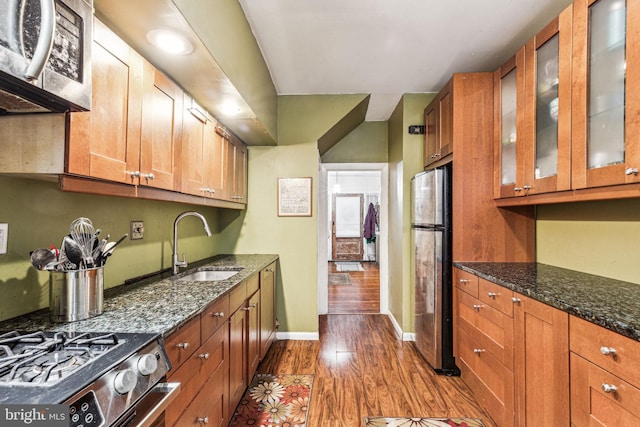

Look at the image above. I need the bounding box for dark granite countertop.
[454,262,640,342]
[0,254,278,337]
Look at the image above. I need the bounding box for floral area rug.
[363,417,485,427]
[230,374,313,426]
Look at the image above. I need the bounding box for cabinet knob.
[213,312,224,317]
[472,304,483,311]
[176,341,189,350]
[142,172,155,180]
[197,416,209,424]
[199,353,210,360]
[625,168,639,176]
[512,297,521,303]
[459,279,469,284]
[601,383,618,393]
[523,185,532,190]
[127,170,140,177]
[487,292,497,299]
[600,346,616,356]
[514,187,522,192]
[473,349,486,354]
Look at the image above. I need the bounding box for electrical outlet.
[130,221,144,240]
[0,223,7,254]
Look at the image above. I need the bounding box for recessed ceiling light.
[146,29,193,55]
[220,102,242,117]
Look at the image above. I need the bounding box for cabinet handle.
[199,353,210,360]
[514,187,522,192]
[197,416,209,424]
[625,168,639,176]
[176,341,189,350]
[600,346,616,356]
[601,383,618,393]
[473,349,485,354]
[459,279,469,284]
[512,297,521,303]
[127,170,141,177]
[142,173,155,180]
[472,304,483,311]
[523,185,532,190]
[487,292,497,298]
[213,312,225,317]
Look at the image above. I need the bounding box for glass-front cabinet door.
[523,5,573,195]
[572,0,640,188]
[494,48,525,198]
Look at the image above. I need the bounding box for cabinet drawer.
[229,281,247,313]
[458,327,514,427]
[168,350,227,427]
[458,291,513,369]
[478,278,513,316]
[201,294,230,341]
[166,325,226,426]
[454,268,479,298]
[165,316,201,370]
[571,352,640,426]
[570,315,640,388]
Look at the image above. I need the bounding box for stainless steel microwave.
[0,0,92,113]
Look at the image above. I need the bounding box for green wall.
[321,121,388,163]
[537,199,640,284]
[387,93,436,333]
[0,175,229,322]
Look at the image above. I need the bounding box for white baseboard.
[403,332,416,342]
[276,331,320,340]
[386,312,404,340]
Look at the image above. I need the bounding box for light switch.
[0,223,7,254]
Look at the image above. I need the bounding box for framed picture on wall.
[278,177,312,217]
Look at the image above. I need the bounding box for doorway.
[318,165,388,315]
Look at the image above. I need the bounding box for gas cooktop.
[0,330,162,405]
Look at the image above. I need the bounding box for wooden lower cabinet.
[570,315,640,426]
[164,265,278,424]
[259,262,277,359]
[166,325,227,426]
[454,267,569,426]
[513,294,569,426]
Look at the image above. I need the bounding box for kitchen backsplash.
[537,198,640,284]
[0,175,232,322]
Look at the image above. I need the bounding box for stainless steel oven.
[0,0,93,113]
[0,331,180,427]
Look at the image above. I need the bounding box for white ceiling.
[239,0,573,121]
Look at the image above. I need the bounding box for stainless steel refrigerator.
[411,163,459,375]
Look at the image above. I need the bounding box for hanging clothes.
[364,202,377,243]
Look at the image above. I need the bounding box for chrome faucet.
[173,211,212,274]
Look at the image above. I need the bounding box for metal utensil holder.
[49,267,104,323]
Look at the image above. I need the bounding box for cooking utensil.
[63,236,84,268]
[97,233,127,266]
[70,217,96,268]
[30,249,56,270]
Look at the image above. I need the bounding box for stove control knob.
[113,369,138,394]
[137,354,159,376]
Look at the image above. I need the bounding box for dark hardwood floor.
[256,314,497,427]
[329,261,380,314]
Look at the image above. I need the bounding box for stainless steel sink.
[176,269,241,282]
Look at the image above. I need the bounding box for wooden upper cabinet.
[140,62,183,191]
[182,95,227,200]
[67,18,143,184]
[424,99,439,167]
[494,48,526,199]
[424,78,453,167]
[523,5,573,195]
[572,0,640,188]
[218,126,247,204]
